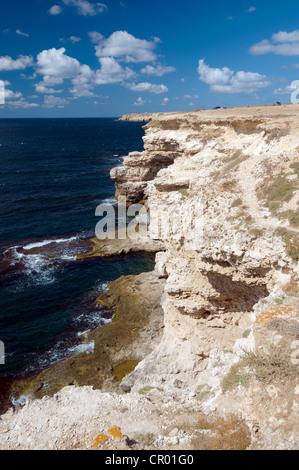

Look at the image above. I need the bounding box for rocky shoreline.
[10,268,165,402]
[1,105,299,450]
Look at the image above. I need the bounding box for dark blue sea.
[0,118,154,401]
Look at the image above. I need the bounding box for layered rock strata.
[113,107,299,429]
[1,105,299,450]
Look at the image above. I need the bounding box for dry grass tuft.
[221,362,252,393]
[222,345,299,393]
[283,277,299,297]
[133,432,155,447]
[231,198,243,208]
[276,227,299,261]
[221,180,237,192]
[290,162,299,178]
[138,386,155,395]
[192,414,251,450]
[258,174,297,216]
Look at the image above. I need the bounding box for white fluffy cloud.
[250,30,299,56]
[35,83,63,94]
[88,31,104,43]
[62,0,107,16]
[125,82,168,94]
[35,47,138,98]
[36,48,93,97]
[161,97,169,105]
[6,98,39,108]
[36,48,81,84]
[30,32,168,104]
[246,6,256,13]
[48,5,62,15]
[141,64,176,76]
[0,55,34,71]
[70,64,96,96]
[2,87,38,110]
[197,59,270,93]
[95,57,136,84]
[43,95,69,108]
[4,89,22,100]
[133,97,151,106]
[92,31,157,63]
[273,82,298,96]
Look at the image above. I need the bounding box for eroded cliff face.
[1,107,298,450]
[112,106,299,448]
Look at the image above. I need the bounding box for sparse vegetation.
[250,228,264,237]
[290,162,299,178]
[244,215,254,225]
[222,150,249,176]
[138,386,155,395]
[222,158,247,177]
[242,329,251,338]
[245,348,298,384]
[259,174,297,215]
[221,362,252,393]
[192,414,251,450]
[222,149,243,163]
[221,180,237,191]
[268,176,296,204]
[231,198,242,208]
[283,277,299,297]
[222,346,299,393]
[196,385,211,401]
[265,126,289,143]
[134,432,155,447]
[276,227,299,261]
[178,188,189,198]
[283,231,299,261]
[280,207,299,228]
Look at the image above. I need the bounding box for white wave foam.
[23,254,55,283]
[23,236,78,251]
[70,341,95,356]
[5,236,78,278]
[8,247,56,284]
[100,282,109,292]
[76,308,112,331]
[60,254,76,261]
[77,330,89,338]
[10,393,32,409]
[100,197,116,205]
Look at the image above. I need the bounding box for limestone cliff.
[1,106,298,450]
[113,105,299,449]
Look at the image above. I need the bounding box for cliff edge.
[1,105,298,450]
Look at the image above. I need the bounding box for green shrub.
[290,162,299,178]
[231,198,242,208]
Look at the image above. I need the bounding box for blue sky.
[1,0,299,117]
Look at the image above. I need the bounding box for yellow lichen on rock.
[256,305,293,325]
[92,433,109,447]
[108,426,124,439]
